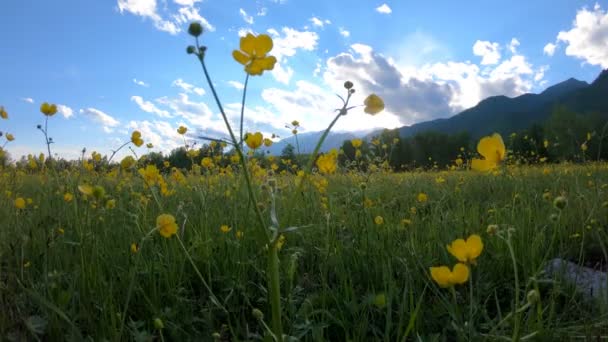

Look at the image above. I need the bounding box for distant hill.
[263,130,367,155]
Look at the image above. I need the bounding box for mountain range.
[264,70,608,155]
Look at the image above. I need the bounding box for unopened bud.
[527,290,540,304]
[553,196,567,210]
[188,22,203,37]
[252,308,264,320]
[186,45,196,54]
[153,318,164,330]
[344,81,353,89]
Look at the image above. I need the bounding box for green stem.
[107,141,131,164]
[268,244,283,342]
[239,74,250,150]
[505,233,521,341]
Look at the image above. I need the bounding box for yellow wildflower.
[177,126,188,135]
[15,197,26,209]
[220,225,232,233]
[40,102,57,116]
[236,230,244,239]
[446,234,484,265]
[201,157,214,168]
[157,214,178,238]
[6,133,14,141]
[78,185,93,196]
[581,142,588,152]
[120,156,136,169]
[316,149,338,174]
[417,192,428,203]
[130,243,139,253]
[245,132,263,149]
[471,133,506,172]
[363,94,385,115]
[0,106,7,119]
[351,139,363,148]
[57,227,65,235]
[374,216,384,225]
[232,33,277,75]
[131,131,144,147]
[430,263,470,288]
[105,199,116,209]
[263,138,273,147]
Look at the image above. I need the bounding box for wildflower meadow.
[1,22,608,341]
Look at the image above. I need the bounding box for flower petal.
[450,263,470,284]
[430,266,452,288]
[447,239,468,262]
[232,50,251,65]
[471,158,495,172]
[466,234,484,260]
[240,33,256,55]
[364,94,385,115]
[254,34,273,57]
[258,56,277,71]
[477,133,505,163]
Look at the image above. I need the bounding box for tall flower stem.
[107,141,131,164]
[239,74,250,149]
[44,115,52,162]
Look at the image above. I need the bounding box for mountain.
[263,130,367,155]
[393,76,593,139]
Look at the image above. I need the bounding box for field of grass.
[1,161,608,341]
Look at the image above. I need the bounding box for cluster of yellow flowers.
[430,234,483,288]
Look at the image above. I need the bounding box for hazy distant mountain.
[263,130,369,155]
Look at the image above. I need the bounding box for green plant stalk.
[505,234,521,341]
[239,74,250,149]
[268,243,284,342]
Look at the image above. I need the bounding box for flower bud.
[486,224,499,236]
[526,289,540,304]
[153,318,164,330]
[212,332,221,339]
[252,308,264,320]
[344,81,353,89]
[188,22,203,37]
[553,196,567,210]
[549,213,559,222]
[186,45,196,54]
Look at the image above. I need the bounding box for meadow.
[1,23,608,341]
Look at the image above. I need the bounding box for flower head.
[417,192,428,203]
[131,131,144,147]
[374,215,384,225]
[471,133,506,171]
[220,225,232,233]
[351,139,363,149]
[177,126,188,135]
[40,102,57,116]
[232,33,277,76]
[364,94,384,115]
[157,214,178,238]
[446,234,484,264]
[5,133,14,141]
[0,106,7,119]
[316,149,338,174]
[430,263,470,288]
[15,197,26,209]
[245,132,263,149]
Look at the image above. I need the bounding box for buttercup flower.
[364,94,384,115]
[177,126,188,135]
[446,234,484,264]
[471,133,506,172]
[417,192,428,203]
[63,192,73,202]
[131,131,144,147]
[351,139,363,149]
[263,138,273,147]
[374,216,384,225]
[245,132,263,149]
[6,133,14,141]
[316,149,338,174]
[157,214,178,238]
[0,106,7,119]
[15,197,26,209]
[232,33,277,75]
[430,263,470,287]
[40,102,57,116]
[220,225,232,233]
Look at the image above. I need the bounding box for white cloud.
[534,65,549,82]
[133,78,149,87]
[310,17,330,28]
[509,38,520,53]
[21,97,34,103]
[131,95,172,117]
[266,27,319,84]
[339,27,350,37]
[127,119,182,153]
[543,43,557,56]
[172,78,205,96]
[57,104,74,119]
[556,4,608,67]
[79,108,120,133]
[239,8,254,24]
[227,81,245,90]
[172,6,215,32]
[173,0,201,6]
[257,7,268,16]
[117,0,214,35]
[473,40,501,65]
[376,3,392,14]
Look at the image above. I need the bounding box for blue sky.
[1,0,607,159]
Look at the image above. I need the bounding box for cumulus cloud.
[227,81,245,90]
[266,27,319,84]
[473,40,501,65]
[172,79,205,96]
[116,0,214,35]
[239,8,254,24]
[555,4,608,67]
[21,97,34,103]
[131,96,172,117]
[309,17,330,28]
[57,104,74,119]
[133,78,149,87]
[339,27,350,37]
[543,43,557,56]
[375,3,392,14]
[79,108,120,133]
[508,38,520,54]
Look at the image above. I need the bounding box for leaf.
[24,315,47,336]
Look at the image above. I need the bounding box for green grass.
[1,163,608,341]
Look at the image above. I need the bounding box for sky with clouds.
[1,0,607,159]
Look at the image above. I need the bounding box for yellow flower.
[138,165,162,187]
[220,225,232,233]
[130,243,139,253]
[417,192,428,203]
[316,149,338,174]
[146,143,154,148]
[276,234,286,250]
[245,132,263,149]
[177,126,188,135]
[236,230,244,239]
[351,139,363,148]
[471,133,506,172]
[374,216,384,225]
[15,197,26,209]
[232,33,277,76]
[63,193,73,202]
[157,214,178,238]
[455,158,463,166]
[543,139,549,148]
[430,263,470,288]
[57,227,65,235]
[120,156,136,169]
[163,161,170,168]
[0,106,7,119]
[446,234,484,264]
[263,138,273,147]
[40,102,57,116]
[6,133,14,141]
[78,184,93,196]
[201,157,213,168]
[581,142,588,152]
[291,120,300,127]
[131,131,144,147]
[105,199,116,209]
[401,218,412,227]
[363,94,385,115]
